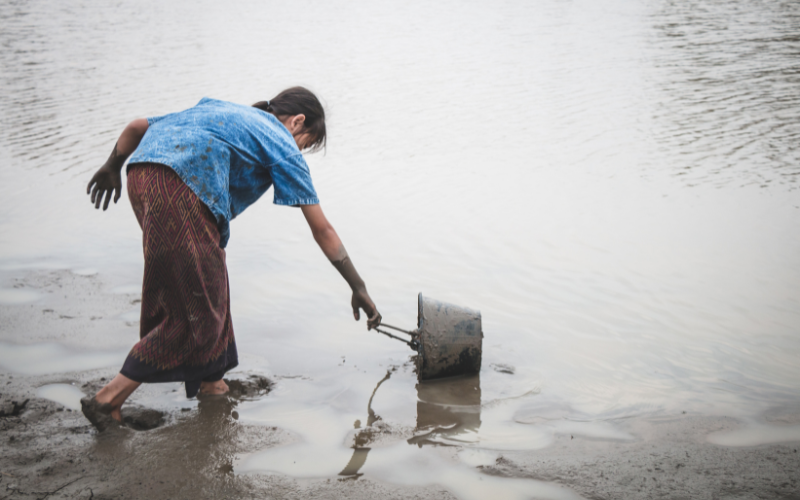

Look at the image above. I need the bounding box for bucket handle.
[374,323,419,351]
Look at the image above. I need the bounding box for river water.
[1,0,799,497]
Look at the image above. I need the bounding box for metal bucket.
[375,293,483,381]
[415,294,483,380]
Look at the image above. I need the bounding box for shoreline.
[2,372,799,499]
[1,269,799,499]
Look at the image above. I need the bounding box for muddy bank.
[0,376,451,500]
[1,269,800,499]
[484,416,800,500]
[0,385,440,500]
[2,377,800,500]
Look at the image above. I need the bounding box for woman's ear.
[290,114,306,132]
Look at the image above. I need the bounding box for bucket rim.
[416,293,482,330]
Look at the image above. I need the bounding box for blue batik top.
[127,97,319,248]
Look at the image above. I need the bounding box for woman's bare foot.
[199,379,229,396]
[91,373,141,424]
[80,396,118,432]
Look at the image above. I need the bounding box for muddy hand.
[87,165,122,210]
[352,288,381,330]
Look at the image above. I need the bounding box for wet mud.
[3,376,800,500]
[0,399,29,418]
[121,407,165,431]
[224,375,273,400]
[2,269,800,499]
[479,417,800,500]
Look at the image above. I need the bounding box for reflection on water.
[238,369,587,499]
[236,366,630,496]
[342,373,482,476]
[409,375,482,447]
[338,369,392,477]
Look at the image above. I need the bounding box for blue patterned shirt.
[127,97,319,248]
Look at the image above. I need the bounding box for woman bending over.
[82,87,380,430]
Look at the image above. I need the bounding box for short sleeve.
[147,99,211,126]
[146,115,167,126]
[269,153,319,206]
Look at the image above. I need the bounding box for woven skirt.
[121,163,238,397]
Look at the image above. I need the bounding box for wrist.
[332,255,366,292]
[103,158,126,173]
[350,281,367,293]
[103,142,129,173]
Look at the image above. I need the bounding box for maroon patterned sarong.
[121,163,237,397]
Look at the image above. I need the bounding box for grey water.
[1,0,799,496]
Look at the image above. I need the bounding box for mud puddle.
[0,288,41,304]
[707,420,800,447]
[231,364,800,499]
[0,342,127,376]
[35,383,84,410]
[234,365,604,498]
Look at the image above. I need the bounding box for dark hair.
[253,86,326,152]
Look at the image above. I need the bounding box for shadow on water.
[339,371,482,477]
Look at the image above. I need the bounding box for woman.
[81,87,381,431]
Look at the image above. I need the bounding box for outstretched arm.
[86,118,149,210]
[301,204,382,330]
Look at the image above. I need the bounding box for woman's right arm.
[301,204,382,330]
[87,118,149,210]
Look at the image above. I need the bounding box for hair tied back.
[252,87,326,152]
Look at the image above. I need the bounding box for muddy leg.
[199,379,229,396]
[95,373,141,421]
[81,373,140,431]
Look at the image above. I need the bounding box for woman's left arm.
[87,118,149,210]
[301,204,382,330]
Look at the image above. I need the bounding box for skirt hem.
[120,340,239,398]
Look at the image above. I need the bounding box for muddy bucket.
[375,293,483,381]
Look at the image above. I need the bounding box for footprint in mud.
[122,407,166,431]
[223,375,272,400]
[0,398,29,417]
[119,374,273,428]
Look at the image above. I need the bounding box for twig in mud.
[30,476,84,500]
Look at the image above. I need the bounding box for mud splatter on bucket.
[376,293,483,381]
